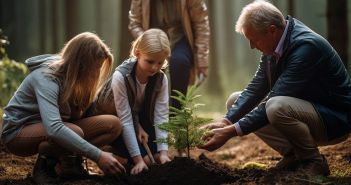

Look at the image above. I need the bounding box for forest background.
[0,0,350,114]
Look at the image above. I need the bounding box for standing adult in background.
[128,0,210,111]
[199,0,351,177]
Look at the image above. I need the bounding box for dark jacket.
[226,16,351,141]
[116,59,164,137]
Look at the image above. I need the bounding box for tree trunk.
[205,0,223,97]
[65,0,79,40]
[223,0,236,80]
[327,0,348,67]
[287,0,294,17]
[95,1,102,34]
[51,0,59,52]
[118,0,133,65]
[39,1,47,53]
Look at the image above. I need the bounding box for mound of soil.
[111,154,238,185]
[0,154,244,185]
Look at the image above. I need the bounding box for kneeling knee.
[266,96,290,124]
[226,91,241,111]
[105,115,122,137]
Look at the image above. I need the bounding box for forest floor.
[1,132,351,185]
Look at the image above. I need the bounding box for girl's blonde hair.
[50,32,113,111]
[235,0,285,34]
[130,28,171,68]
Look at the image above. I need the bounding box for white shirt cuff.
[233,123,243,136]
[157,143,168,152]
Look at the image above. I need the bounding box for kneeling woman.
[1,32,125,184]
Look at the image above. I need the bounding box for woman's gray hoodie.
[1,54,101,161]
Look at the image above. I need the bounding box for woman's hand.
[97,151,126,174]
[155,150,171,164]
[131,155,148,175]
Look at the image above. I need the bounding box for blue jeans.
[169,37,193,109]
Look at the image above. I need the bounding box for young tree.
[156,86,212,158]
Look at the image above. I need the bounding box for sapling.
[156,85,212,158]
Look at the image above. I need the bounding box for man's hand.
[198,125,237,151]
[201,119,231,130]
[97,151,126,174]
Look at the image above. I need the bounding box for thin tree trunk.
[118,0,133,65]
[287,0,294,17]
[223,0,236,80]
[39,1,46,53]
[95,1,102,34]
[206,0,223,97]
[65,0,79,40]
[51,0,58,52]
[327,0,348,67]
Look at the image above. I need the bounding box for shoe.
[302,155,330,176]
[32,154,58,185]
[274,155,300,170]
[56,155,89,179]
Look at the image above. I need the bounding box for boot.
[273,154,300,170]
[302,155,330,176]
[57,155,89,179]
[32,154,58,185]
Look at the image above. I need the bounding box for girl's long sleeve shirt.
[111,71,169,157]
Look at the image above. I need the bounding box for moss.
[241,161,267,170]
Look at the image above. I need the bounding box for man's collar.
[273,20,289,60]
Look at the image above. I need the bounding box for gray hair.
[235,0,285,34]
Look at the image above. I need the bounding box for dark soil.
[109,155,237,185]
[0,153,239,185]
[1,134,351,185]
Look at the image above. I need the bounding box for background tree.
[65,0,79,40]
[117,0,133,65]
[287,0,294,17]
[327,0,348,67]
[206,0,224,97]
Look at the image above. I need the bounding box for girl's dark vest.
[85,58,164,137]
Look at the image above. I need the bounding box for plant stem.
[186,120,190,158]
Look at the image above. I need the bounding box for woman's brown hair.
[49,32,113,111]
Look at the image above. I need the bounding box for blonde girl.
[110,28,171,175]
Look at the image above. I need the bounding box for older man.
[199,0,351,176]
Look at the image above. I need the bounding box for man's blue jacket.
[226,16,351,141]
